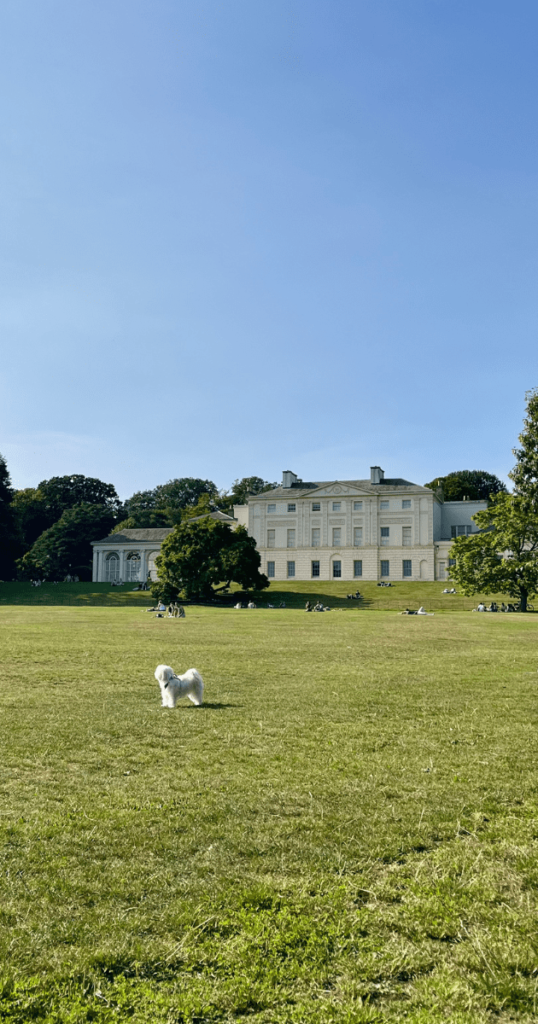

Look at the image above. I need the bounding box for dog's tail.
[184,668,204,706]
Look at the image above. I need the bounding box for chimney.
[370,466,384,485]
[282,470,298,489]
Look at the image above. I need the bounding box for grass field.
[1,604,538,1022]
[0,580,513,612]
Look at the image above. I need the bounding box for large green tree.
[12,475,123,553]
[153,517,268,602]
[424,469,506,502]
[449,389,538,611]
[10,488,56,550]
[449,494,538,611]
[0,453,18,578]
[18,504,118,581]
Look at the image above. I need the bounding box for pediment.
[303,481,370,497]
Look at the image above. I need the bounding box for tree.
[449,493,538,611]
[449,390,538,611]
[510,387,538,499]
[37,475,123,519]
[0,452,18,578]
[220,476,276,511]
[152,517,268,602]
[18,504,117,581]
[10,487,56,550]
[424,470,507,502]
[124,478,218,527]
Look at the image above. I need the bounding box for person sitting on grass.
[305,601,312,612]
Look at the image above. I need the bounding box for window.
[267,561,275,578]
[312,502,320,511]
[451,525,473,538]
[380,500,389,510]
[332,560,341,578]
[332,527,341,546]
[402,499,411,509]
[380,526,389,545]
[380,560,390,577]
[353,501,363,511]
[438,561,446,580]
[126,551,141,582]
[402,526,412,546]
[267,529,275,548]
[332,502,341,511]
[267,503,276,513]
[287,561,295,578]
[105,552,120,582]
[312,528,320,547]
[403,559,412,577]
[354,560,362,577]
[448,558,456,567]
[311,560,320,577]
[354,527,363,546]
[287,529,296,548]
[287,503,296,512]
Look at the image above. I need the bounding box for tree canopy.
[220,476,276,510]
[123,478,219,528]
[0,452,18,578]
[449,493,538,611]
[18,504,118,581]
[37,475,123,518]
[449,390,538,611]
[424,470,506,502]
[153,517,268,602]
[510,387,538,500]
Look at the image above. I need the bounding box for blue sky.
[1,0,536,498]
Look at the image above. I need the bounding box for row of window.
[267,526,413,547]
[450,525,474,537]
[267,499,412,513]
[267,559,413,579]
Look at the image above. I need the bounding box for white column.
[92,548,97,582]
[139,550,146,583]
[119,549,126,582]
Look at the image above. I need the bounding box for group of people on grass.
[474,602,516,612]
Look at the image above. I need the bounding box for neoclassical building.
[90,512,238,583]
[232,468,486,582]
[91,469,485,584]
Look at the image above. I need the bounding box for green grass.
[0,580,513,612]
[1,605,538,1022]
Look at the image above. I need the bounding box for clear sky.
[1,0,536,498]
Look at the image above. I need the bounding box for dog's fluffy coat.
[155,664,204,708]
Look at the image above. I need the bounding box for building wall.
[439,500,486,539]
[248,489,439,581]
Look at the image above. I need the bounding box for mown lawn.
[1,605,538,1022]
[0,580,510,612]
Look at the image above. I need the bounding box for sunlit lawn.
[1,604,538,1022]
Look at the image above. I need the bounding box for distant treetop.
[424,470,507,503]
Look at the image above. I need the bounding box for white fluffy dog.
[154,664,204,708]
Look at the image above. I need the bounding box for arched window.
[147,550,160,581]
[105,552,120,582]
[126,551,141,582]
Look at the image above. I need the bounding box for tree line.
[0,472,276,582]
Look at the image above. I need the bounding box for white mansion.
[91,468,485,584]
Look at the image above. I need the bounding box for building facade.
[233,468,486,583]
[90,472,485,584]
